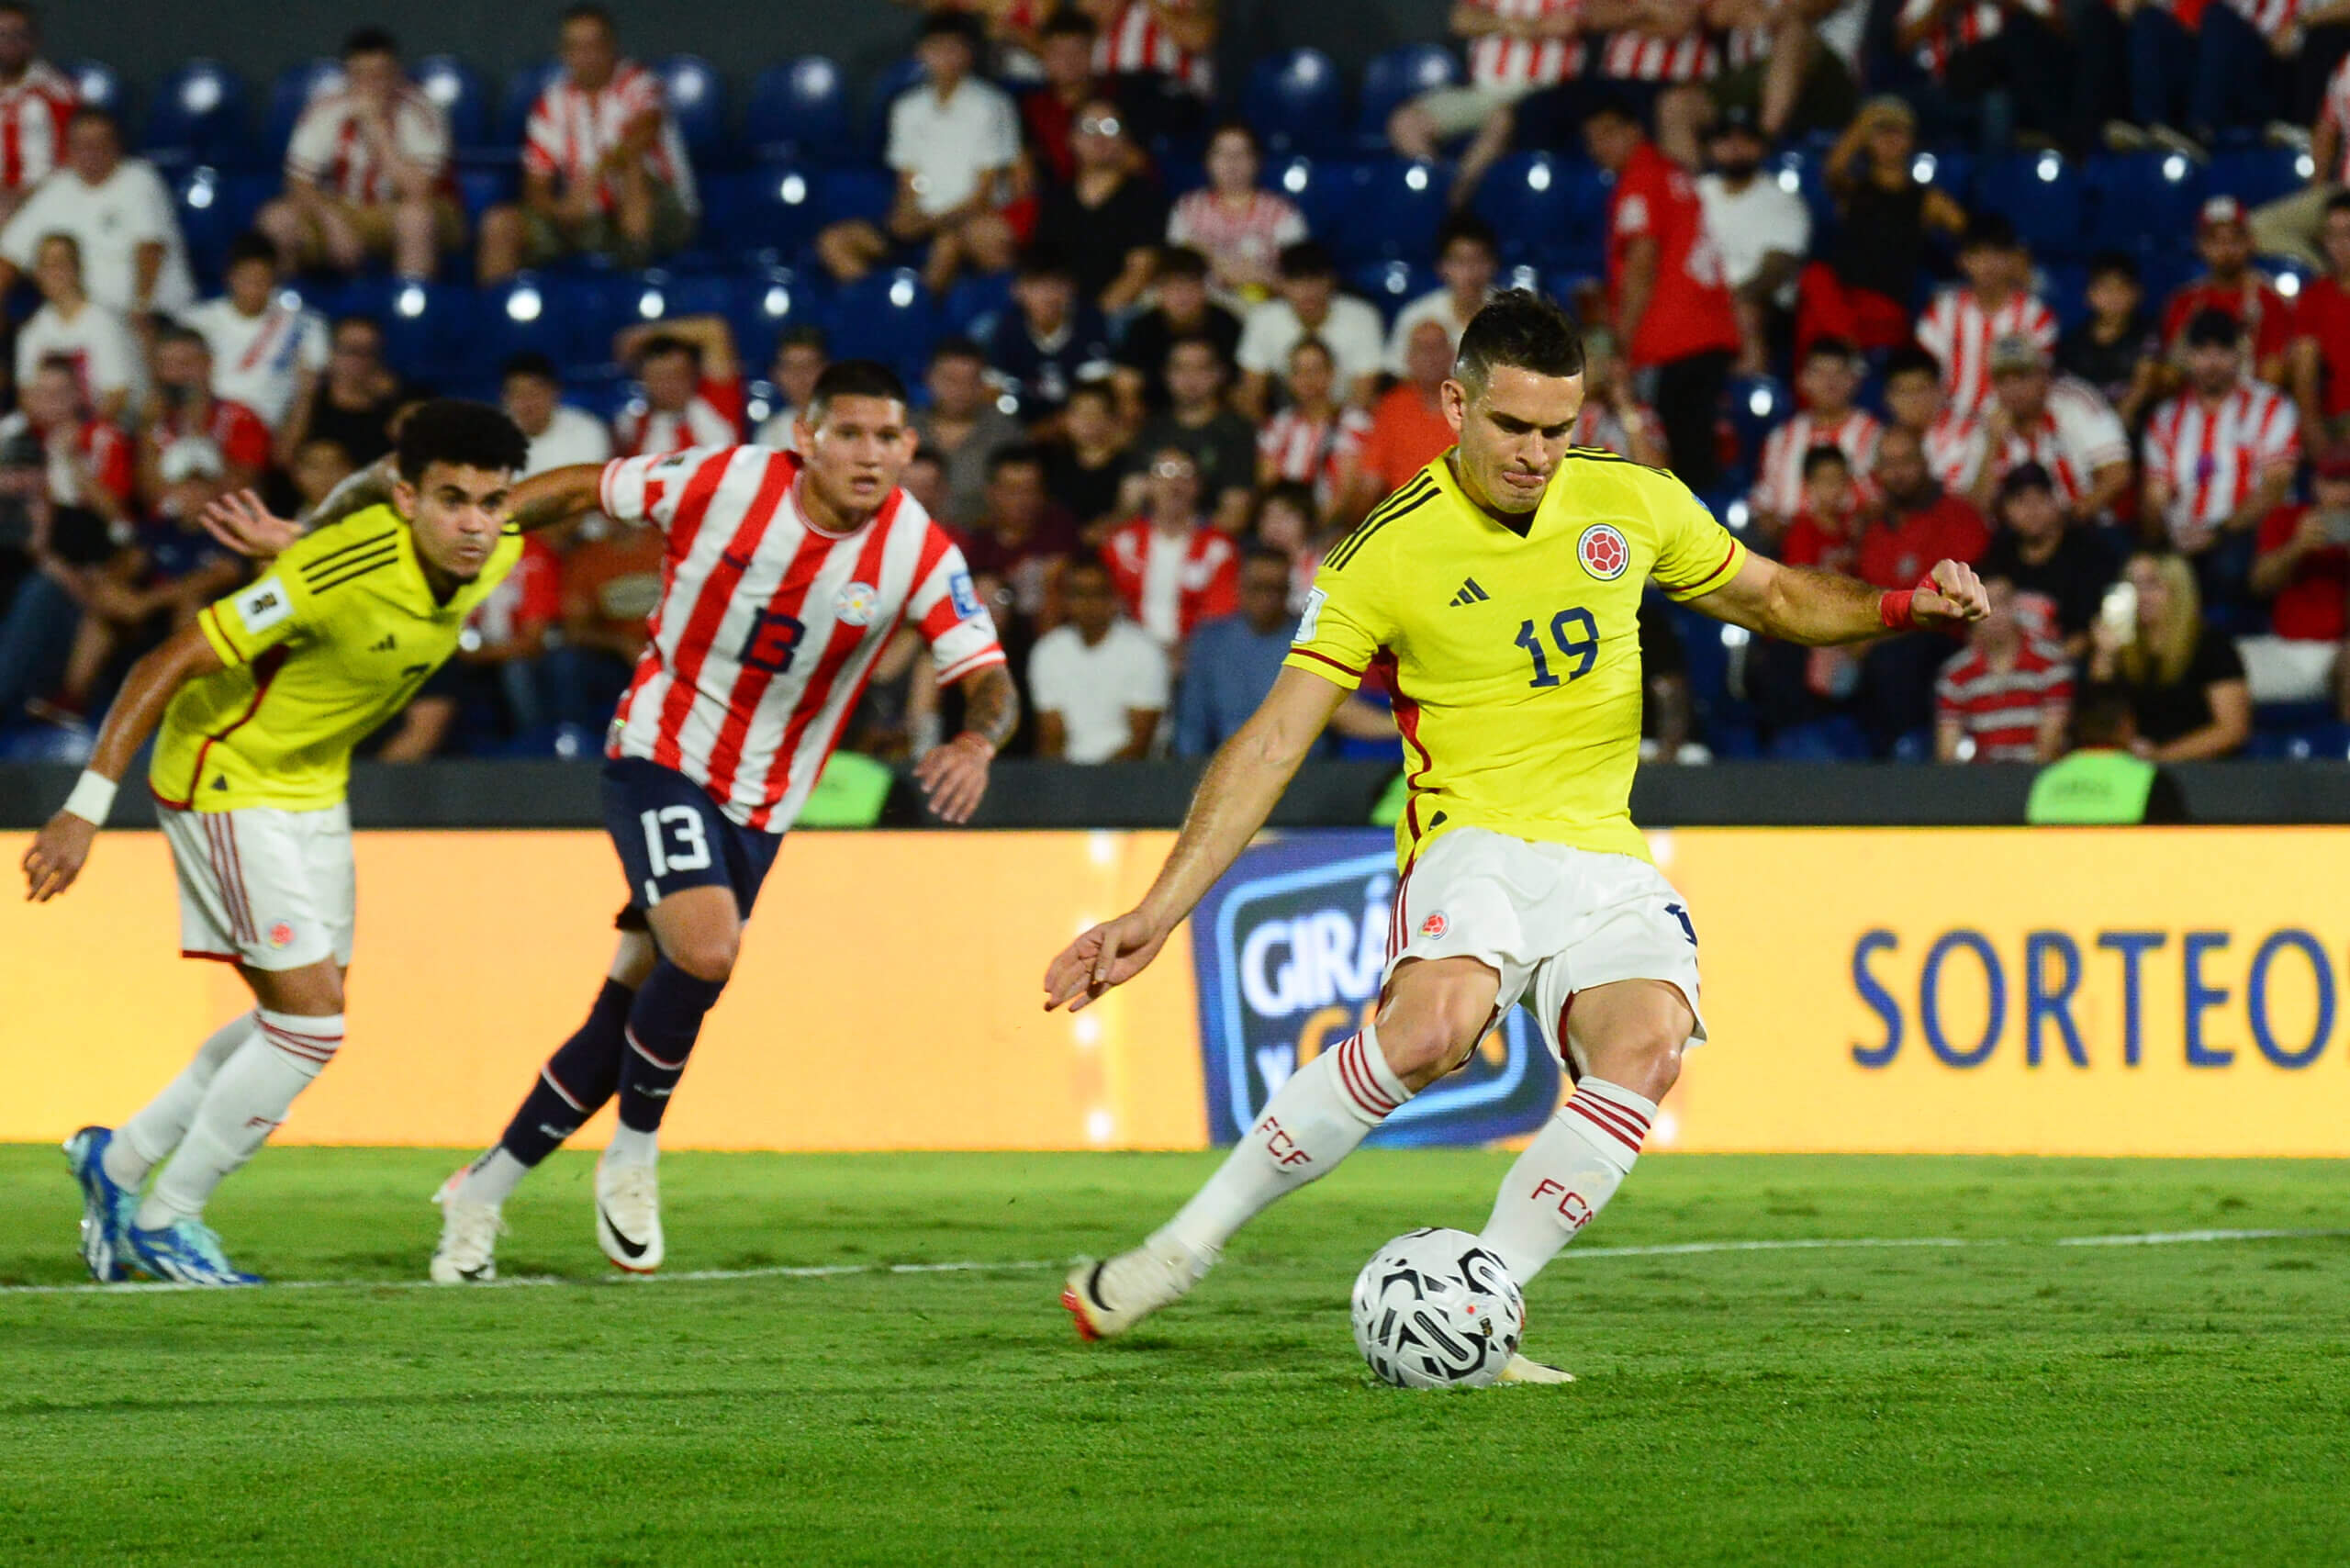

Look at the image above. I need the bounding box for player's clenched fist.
[1912,558,1990,630]
[22,811,96,902]
[1044,911,1171,1013]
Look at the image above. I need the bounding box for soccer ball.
[1350,1227,1525,1389]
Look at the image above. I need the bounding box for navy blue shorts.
[601,757,782,922]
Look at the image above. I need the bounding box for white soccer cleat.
[429,1168,505,1284]
[1495,1353,1576,1385]
[595,1155,664,1273]
[1062,1236,1214,1341]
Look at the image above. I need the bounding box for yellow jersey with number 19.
[150,504,523,812]
[1285,450,1745,869]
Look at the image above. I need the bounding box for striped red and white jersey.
[2219,0,2298,37]
[1749,409,1884,521]
[1599,27,1721,83]
[1915,287,2058,420]
[1465,0,1589,86]
[1720,0,1783,70]
[1259,405,1371,510]
[1897,0,2021,75]
[2143,378,2302,543]
[0,61,76,194]
[1921,409,1980,492]
[521,60,698,215]
[1166,188,1307,291]
[1956,375,2129,511]
[151,398,274,476]
[1572,398,1664,459]
[1936,633,2072,764]
[1093,0,1214,94]
[615,377,745,458]
[283,84,452,205]
[598,446,1006,832]
[2326,57,2350,184]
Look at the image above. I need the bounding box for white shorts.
[158,802,355,972]
[1383,826,1707,1067]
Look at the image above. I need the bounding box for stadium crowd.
[10,0,2350,769]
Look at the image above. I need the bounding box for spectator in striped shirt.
[1935,576,2073,763]
[1256,337,1371,525]
[1077,0,1216,145]
[1391,0,1594,210]
[1569,324,1671,465]
[1893,0,2065,152]
[1916,213,2056,421]
[1166,123,1305,306]
[2086,549,2251,759]
[137,325,273,510]
[476,4,695,284]
[1748,336,1881,543]
[256,28,462,285]
[0,3,77,229]
[1882,344,1981,494]
[1960,334,2132,526]
[611,317,744,458]
[2142,308,2301,614]
[2117,0,2298,154]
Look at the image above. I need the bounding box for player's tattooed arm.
[201,456,399,560]
[1693,552,1989,646]
[915,664,1020,824]
[307,456,397,530]
[502,464,606,534]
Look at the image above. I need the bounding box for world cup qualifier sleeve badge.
[1578,523,1630,581]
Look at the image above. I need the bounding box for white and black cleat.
[429,1167,505,1284]
[595,1155,663,1273]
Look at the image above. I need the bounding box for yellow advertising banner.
[3,826,2344,1157]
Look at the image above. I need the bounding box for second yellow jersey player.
[1287,448,1744,868]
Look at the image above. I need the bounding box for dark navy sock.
[617,960,729,1134]
[497,978,636,1167]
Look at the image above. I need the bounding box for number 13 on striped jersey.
[642,806,712,879]
[1514,608,1599,688]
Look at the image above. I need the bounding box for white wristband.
[62,770,118,826]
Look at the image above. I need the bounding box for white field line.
[2,1226,2343,1299]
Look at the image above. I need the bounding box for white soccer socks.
[139,1011,343,1228]
[105,1012,262,1189]
[1158,1025,1414,1261]
[1474,1077,1657,1286]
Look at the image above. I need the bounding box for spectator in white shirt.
[0,106,192,317]
[501,352,613,478]
[1235,241,1387,420]
[476,3,696,283]
[0,3,78,229]
[179,232,329,433]
[815,13,1023,296]
[1383,214,1499,375]
[755,326,830,452]
[257,28,461,283]
[15,230,138,423]
[611,316,744,457]
[1697,104,1811,376]
[1028,555,1169,763]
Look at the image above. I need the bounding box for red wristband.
[1878,576,1938,631]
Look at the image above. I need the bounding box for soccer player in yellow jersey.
[23,401,531,1286]
[1048,293,1988,1374]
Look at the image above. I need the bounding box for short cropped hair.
[395,398,529,483]
[1454,289,1583,391]
[500,351,561,386]
[807,359,911,424]
[1800,442,1851,482]
[342,26,398,58]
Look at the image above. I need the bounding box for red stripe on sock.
[624,1025,685,1071]
[1348,1036,1399,1112]
[1572,1092,1651,1144]
[1563,1097,1643,1154]
[540,1064,588,1113]
[1333,1035,1394,1119]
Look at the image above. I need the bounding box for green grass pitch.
[4,1146,2346,1566]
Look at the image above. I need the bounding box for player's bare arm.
[914,663,1020,824]
[1044,666,1347,1013]
[1691,551,1988,645]
[206,460,607,563]
[21,622,227,902]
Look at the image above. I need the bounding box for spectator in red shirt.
[1344,317,1458,515]
[1101,445,1239,655]
[611,317,744,456]
[138,324,272,510]
[1753,444,1868,739]
[1935,577,2073,764]
[1856,424,1992,749]
[1585,95,1740,492]
[0,4,80,229]
[2244,447,2350,712]
[2287,193,2350,442]
[2162,196,2293,386]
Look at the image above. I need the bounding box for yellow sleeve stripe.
[197,604,247,666]
[1665,537,1747,602]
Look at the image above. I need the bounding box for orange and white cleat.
[1061,1237,1214,1341]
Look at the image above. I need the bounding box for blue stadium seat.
[455,168,515,226]
[732,265,821,362]
[375,280,483,384]
[1728,374,1790,469]
[1472,152,1598,270]
[816,165,894,230]
[1910,147,1971,206]
[1974,151,2085,258]
[2039,261,2089,331]
[657,55,728,167]
[704,164,821,261]
[417,55,487,151]
[865,56,928,157]
[942,269,1015,339]
[1244,49,1346,157]
[747,58,853,163]
[263,59,341,164]
[1768,151,1833,234]
[144,61,250,170]
[479,274,584,375]
[2208,147,2308,211]
[175,166,273,281]
[64,60,125,120]
[2083,152,2204,257]
[1349,259,1433,323]
[1334,158,1451,267]
[1266,155,1358,240]
[498,60,563,149]
[1356,43,1458,150]
[820,267,938,382]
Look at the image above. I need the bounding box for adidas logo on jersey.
[1449,578,1491,607]
[369,633,397,653]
